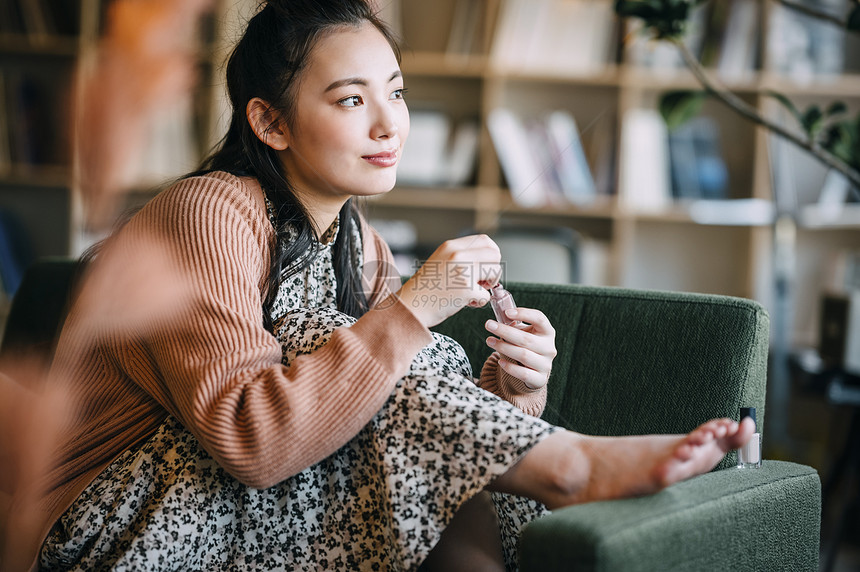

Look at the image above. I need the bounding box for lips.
[362,150,398,168]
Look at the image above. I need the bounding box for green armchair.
[434,282,821,571]
[1,262,821,571]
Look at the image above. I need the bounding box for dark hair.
[194,0,401,330]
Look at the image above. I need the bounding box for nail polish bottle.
[738,407,762,469]
[489,283,518,326]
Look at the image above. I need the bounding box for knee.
[520,432,590,507]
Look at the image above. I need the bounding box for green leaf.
[659,90,707,130]
[822,114,860,172]
[614,0,697,40]
[615,0,657,19]
[764,90,802,125]
[801,106,824,138]
[826,101,848,117]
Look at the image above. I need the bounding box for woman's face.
[280,21,409,210]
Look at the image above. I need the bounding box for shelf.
[799,204,860,229]
[488,65,623,86]
[401,53,860,101]
[0,34,79,58]
[758,72,860,98]
[401,51,487,77]
[672,199,775,227]
[368,186,479,210]
[0,166,73,188]
[498,194,618,219]
[619,66,760,93]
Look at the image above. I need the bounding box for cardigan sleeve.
[107,174,433,489]
[477,354,547,418]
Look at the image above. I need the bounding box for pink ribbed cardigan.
[14,172,545,570]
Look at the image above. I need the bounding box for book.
[766,0,846,81]
[491,0,616,74]
[489,108,602,207]
[490,0,539,70]
[548,0,616,74]
[717,0,760,81]
[587,112,617,197]
[667,116,728,201]
[524,118,567,204]
[5,70,70,168]
[487,108,550,207]
[667,120,701,200]
[544,110,597,204]
[397,110,450,186]
[618,108,671,211]
[444,119,479,186]
[19,0,53,40]
[445,0,483,57]
[0,0,26,35]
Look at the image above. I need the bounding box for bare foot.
[490,417,756,510]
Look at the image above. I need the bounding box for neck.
[288,185,347,237]
[306,203,345,237]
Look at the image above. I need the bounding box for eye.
[338,95,363,107]
[390,87,408,101]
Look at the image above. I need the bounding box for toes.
[727,417,755,448]
[673,443,694,462]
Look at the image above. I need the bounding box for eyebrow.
[324,70,402,93]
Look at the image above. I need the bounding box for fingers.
[495,358,549,390]
[486,330,554,371]
[484,306,556,389]
[498,307,556,335]
[398,235,502,328]
[485,316,557,364]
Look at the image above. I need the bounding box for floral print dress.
[40,216,558,571]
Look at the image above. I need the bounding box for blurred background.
[0,0,859,568]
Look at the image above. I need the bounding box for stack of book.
[487,108,600,208]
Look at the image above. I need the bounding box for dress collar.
[264,194,340,247]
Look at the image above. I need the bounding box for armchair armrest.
[519,460,821,571]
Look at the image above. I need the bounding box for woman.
[28,1,752,570]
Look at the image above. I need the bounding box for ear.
[246,97,290,150]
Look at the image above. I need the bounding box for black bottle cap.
[740,407,756,427]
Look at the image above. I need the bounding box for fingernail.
[505,309,517,318]
[486,320,498,332]
[487,337,497,347]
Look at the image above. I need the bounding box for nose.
[370,101,398,140]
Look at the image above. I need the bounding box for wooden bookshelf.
[0,0,88,313]
[1,0,858,354]
[364,0,860,352]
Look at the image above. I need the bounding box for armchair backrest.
[433,282,769,470]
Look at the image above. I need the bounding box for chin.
[362,174,399,196]
[358,184,396,199]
